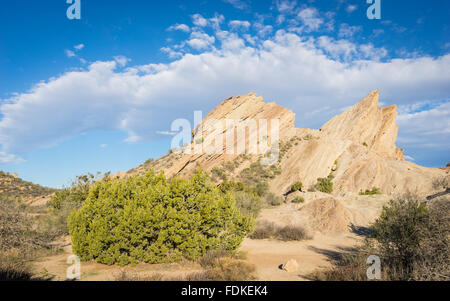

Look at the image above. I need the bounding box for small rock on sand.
[282,259,298,273]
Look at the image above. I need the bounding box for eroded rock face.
[129,90,445,197]
[321,90,404,160]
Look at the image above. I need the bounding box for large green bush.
[68,170,254,266]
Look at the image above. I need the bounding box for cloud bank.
[1,7,449,163]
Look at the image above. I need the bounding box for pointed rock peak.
[321,90,404,160]
[351,89,380,115]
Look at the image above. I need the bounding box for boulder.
[282,259,298,273]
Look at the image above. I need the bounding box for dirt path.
[240,233,361,281]
[32,242,202,281]
[32,232,361,281]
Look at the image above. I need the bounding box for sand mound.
[300,198,351,233]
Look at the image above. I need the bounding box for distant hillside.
[0,171,56,200]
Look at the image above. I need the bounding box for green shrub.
[68,170,254,266]
[219,181,245,194]
[48,173,98,211]
[223,161,238,172]
[239,161,277,196]
[318,195,450,281]
[47,173,104,236]
[264,193,283,206]
[292,196,305,204]
[233,190,264,217]
[254,182,269,197]
[290,181,303,192]
[219,181,265,217]
[211,167,227,181]
[371,196,431,279]
[315,177,333,194]
[359,187,382,195]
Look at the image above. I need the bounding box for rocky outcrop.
[321,90,404,160]
[129,90,446,197]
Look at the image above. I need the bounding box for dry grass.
[0,198,61,281]
[113,252,255,282]
[0,250,34,281]
[249,221,309,241]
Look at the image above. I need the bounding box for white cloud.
[229,20,251,31]
[187,32,216,50]
[74,44,85,51]
[168,24,190,32]
[1,14,449,159]
[0,152,24,164]
[222,0,249,10]
[338,23,362,38]
[275,0,297,14]
[161,47,183,59]
[113,55,131,67]
[192,14,208,27]
[397,102,450,150]
[65,50,76,58]
[296,8,323,32]
[346,5,358,13]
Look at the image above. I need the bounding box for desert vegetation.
[68,170,254,266]
[359,187,382,195]
[290,181,303,192]
[315,177,334,194]
[114,250,256,281]
[292,196,305,204]
[312,194,449,281]
[0,197,60,280]
[0,171,55,200]
[432,176,448,191]
[249,221,309,242]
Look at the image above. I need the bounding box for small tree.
[371,196,428,279]
[290,181,303,192]
[315,178,333,194]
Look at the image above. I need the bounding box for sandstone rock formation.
[130,90,445,198]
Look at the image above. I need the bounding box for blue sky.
[0,0,449,188]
